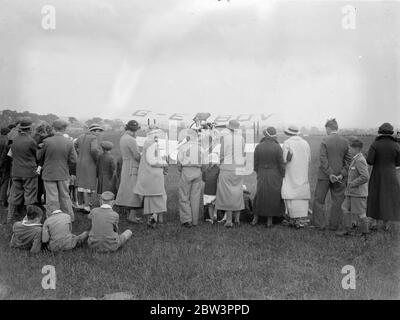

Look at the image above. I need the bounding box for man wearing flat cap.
[7,117,38,224]
[37,119,77,221]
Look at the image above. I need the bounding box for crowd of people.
[0,115,399,254]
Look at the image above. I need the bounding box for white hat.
[284,125,300,136]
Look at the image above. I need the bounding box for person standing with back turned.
[311,118,351,231]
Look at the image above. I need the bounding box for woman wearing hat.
[134,127,168,228]
[74,123,103,212]
[366,123,400,229]
[281,125,311,228]
[215,120,246,228]
[115,120,144,223]
[252,127,285,228]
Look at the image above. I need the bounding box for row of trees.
[0,110,126,132]
[70,117,125,131]
[0,109,59,128]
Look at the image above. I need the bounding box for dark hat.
[100,140,114,151]
[125,120,140,132]
[284,125,300,136]
[378,122,394,135]
[101,191,115,201]
[263,126,277,137]
[17,117,33,130]
[89,123,104,132]
[349,137,363,149]
[0,127,10,135]
[227,120,240,131]
[52,119,68,130]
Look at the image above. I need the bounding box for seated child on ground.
[10,205,43,253]
[88,191,132,252]
[42,201,88,251]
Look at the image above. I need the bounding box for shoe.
[128,217,144,224]
[251,217,258,226]
[83,206,91,214]
[147,217,157,229]
[205,219,214,225]
[182,222,192,228]
[224,221,233,228]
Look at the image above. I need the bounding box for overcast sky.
[0,0,399,128]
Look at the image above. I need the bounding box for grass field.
[1,134,400,300]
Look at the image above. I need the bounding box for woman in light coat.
[115,120,143,223]
[281,125,311,228]
[134,127,168,228]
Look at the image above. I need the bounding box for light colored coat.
[345,153,369,197]
[281,136,311,200]
[134,139,167,196]
[115,132,142,207]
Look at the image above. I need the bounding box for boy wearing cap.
[37,119,77,221]
[88,191,132,252]
[97,141,116,195]
[10,205,43,253]
[336,138,370,237]
[42,201,88,251]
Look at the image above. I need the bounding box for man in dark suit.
[37,119,77,221]
[7,117,38,224]
[312,119,351,230]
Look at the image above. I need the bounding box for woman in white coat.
[281,125,311,228]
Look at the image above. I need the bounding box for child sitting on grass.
[42,201,88,251]
[88,191,132,252]
[202,152,220,224]
[10,205,43,253]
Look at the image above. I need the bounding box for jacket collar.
[376,134,396,142]
[352,152,362,161]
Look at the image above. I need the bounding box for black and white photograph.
[0,0,399,307]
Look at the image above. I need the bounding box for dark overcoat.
[366,135,400,221]
[253,136,285,217]
[75,132,102,191]
[96,152,117,195]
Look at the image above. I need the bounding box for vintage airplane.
[130,109,276,171]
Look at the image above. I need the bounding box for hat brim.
[89,127,104,132]
[284,130,298,136]
[18,125,32,130]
